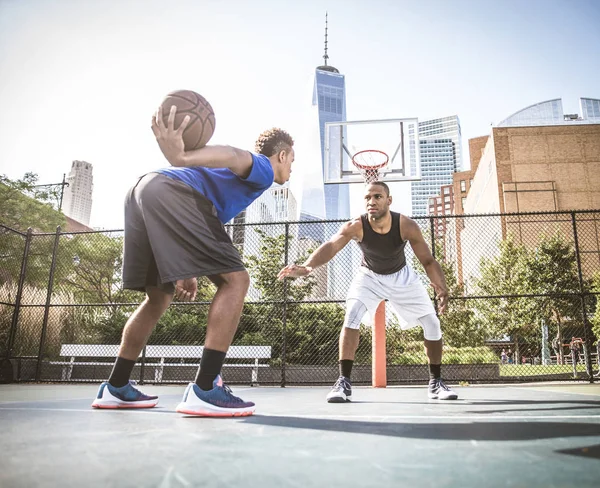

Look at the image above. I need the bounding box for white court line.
[0,407,599,421]
[0,406,176,415]
[508,386,600,397]
[257,413,600,421]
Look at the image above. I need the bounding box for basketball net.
[352,150,390,184]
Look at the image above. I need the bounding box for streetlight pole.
[32,173,69,210]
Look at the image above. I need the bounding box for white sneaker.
[175,376,255,417]
[326,376,352,403]
[428,378,458,400]
[91,381,159,409]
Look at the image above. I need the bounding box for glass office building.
[410,116,463,216]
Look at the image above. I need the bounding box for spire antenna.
[323,12,329,66]
[316,12,339,73]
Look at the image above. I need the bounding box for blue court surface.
[1,382,599,488]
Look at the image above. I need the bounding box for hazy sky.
[1,0,599,228]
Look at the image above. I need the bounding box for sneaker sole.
[326,394,352,403]
[176,405,254,417]
[91,400,159,409]
[428,393,458,400]
[175,399,255,417]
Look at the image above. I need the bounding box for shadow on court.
[2,384,599,487]
[243,415,600,442]
[556,443,600,459]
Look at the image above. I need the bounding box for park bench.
[51,344,272,385]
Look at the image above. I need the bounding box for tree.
[521,233,583,363]
[473,237,532,359]
[1,173,67,288]
[0,173,66,232]
[245,229,315,301]
[241,229,351,365]
[591,273,600,347]
[438,260,485,347]
[410,239,484,347]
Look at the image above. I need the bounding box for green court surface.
[1,382,599,488]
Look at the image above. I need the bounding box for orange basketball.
[160,90,216,150]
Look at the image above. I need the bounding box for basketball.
[159,90,216,150]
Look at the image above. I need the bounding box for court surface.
[1,382,599,488]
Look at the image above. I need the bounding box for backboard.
[324,118,421,184]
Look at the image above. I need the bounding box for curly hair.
[254,128,294,157]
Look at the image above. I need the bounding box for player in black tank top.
[358,211,407,274]
[278,181,458,401]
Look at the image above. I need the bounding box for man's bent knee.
[417,314,442,341]
[210,270,250,292]
[343,299,367,330]
[145,286,174,310]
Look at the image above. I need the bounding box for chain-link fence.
[1,211,599,385]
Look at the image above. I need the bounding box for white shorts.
[346,266,436,330]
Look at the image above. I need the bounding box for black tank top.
[358,211,407,275]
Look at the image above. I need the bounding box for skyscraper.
[295,14,353,299]
[62,160,93,226]
[298,13,350,223]
[410,116,462,216]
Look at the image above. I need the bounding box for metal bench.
[53,344,272,384]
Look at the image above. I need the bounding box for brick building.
[448,98,600,284]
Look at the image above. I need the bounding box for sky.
[1,0,599,229]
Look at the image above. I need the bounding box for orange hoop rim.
[351,149,390,170]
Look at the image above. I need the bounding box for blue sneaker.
[92,380,159,409]
[176,375,255,417]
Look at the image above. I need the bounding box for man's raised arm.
[278,219,361,280]
[151,105,253,177]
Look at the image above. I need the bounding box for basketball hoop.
[352,149,390,184]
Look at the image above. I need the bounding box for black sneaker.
[326,376,352,403]
[428,378,458,400]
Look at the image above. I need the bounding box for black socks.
[429,363,441,380]
[108,357,136,388]
[339,359,354,379]
[195,348,227,391]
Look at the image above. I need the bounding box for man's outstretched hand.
[277,264,313,280]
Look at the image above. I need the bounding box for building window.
[460,180,466,192]
[461,197,467,208]
[443,187,450,195]
[444,196,450,203]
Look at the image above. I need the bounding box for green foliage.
[521,233,581,324]
[386,338,497,365]
[234,302,347,366]
[438,260,487,347]
[473,232,591,360]
[592,273,600,343]
[0,173,66,232]
[148,305,208,345]
[245,229,315,301]
[474,237,532,341]
[56,233,125,303]
[411,245,485,347]
[441,346,499,364]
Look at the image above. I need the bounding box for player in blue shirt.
[92,106,295,416]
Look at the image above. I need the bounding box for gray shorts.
[122,173,245,293]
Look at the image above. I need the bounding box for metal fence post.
[35,226,61,381]
[281,223,290,388]
[571,212,594,383]
[7,228,33,360]
[1,228,33,383]
[429,216,439,314]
